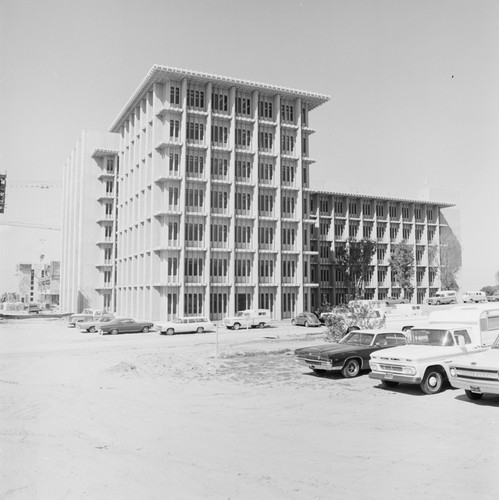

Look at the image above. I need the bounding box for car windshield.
[98,317,112,323]
[492,335,499,349]
[235,312,246,317]
[339,332,375,346]
[408,329,455,346]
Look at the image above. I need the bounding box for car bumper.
[369,371,422,384]
[449,378,499,394]
[295,358,339,372]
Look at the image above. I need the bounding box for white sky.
[1,0,498,292]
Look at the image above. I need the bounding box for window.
[210,189,228,210]
[168,222,178,242]
[170,85,180,105]
[389,205,397,218]
[236,225,252,243]
[167,293,178,315]
[402,206,410,219]
[259,130,273,151]
[184,257,204,277]
[259,162,274,181]
[211,156,229,177]
[259,99,273,119]
[376,225,386,239]
[186,122,205,142]
[210,223,229,243]
[236,259,252,277]
[184,293,203,315]
[185,188,204,209]
[210,292,228,314]
[211,124,228,146]
[259,258,274,277]
[168,187,179,207]
[236,128,251,148]
[282,227,296,246]
[363,203,372,217]
[281,163,295,184]
[259,226,274,245]
[106,158,114,173]
[185,222,204,243]
[258,193,274,214]
[167,257,178,276]
[281,102,294,122]
[186,154,205,176]
[281,133,295,153]
[282,195,295,217]
[235,191,252,211]
[349,202,358,215]
[212,90,228,113]
[210,257,229,277]
[169,152,179,173]
[415,207,422,220]
[105,181,113,195]
[334,200,344,213]
[169,119,180,139]
[187,88,205,109]
[236,95,251,115]
[236,158,251,180]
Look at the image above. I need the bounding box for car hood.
[295,343,368,357]
[370,344,465,362]
[451,348,499,369]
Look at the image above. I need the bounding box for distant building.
[17,260,61,308]
[61,65,458,319]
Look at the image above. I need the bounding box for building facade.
[60,130,119,313]
[61,66,457,320]
[17,260,61,308]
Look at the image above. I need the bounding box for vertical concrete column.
[178,77,188,316]
[295,97,304,316]
[228,86,236,316]
[274,95,282,318]
[205,81,213,318]
[252,90,259,311]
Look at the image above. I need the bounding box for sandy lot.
[1,318,499,500]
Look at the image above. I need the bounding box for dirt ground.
[1,318,499,500]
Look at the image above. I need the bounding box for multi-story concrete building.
[60,130,119,313]
[61,66,457,320]
[16,260,61,308]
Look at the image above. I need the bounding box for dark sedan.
[294,329,407,378]
[97,317,154,335]
[291,312,321,327]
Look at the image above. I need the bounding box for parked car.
[223,309,272,330]
[68,309,110,327]
[291,312,321,327]
[156,317,214,335]
[449,334,499,400]
[385,297,409,306]
[487,293,499,302]
[294,329,407,378]
[79,314,115,332]
[462,291,487,303]
[27,303,40,314]
[97,317,154,335]
[427,290,458,305]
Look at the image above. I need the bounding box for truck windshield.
[492,335,499,349]
[408,329,455,346]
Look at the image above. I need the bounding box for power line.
[0,221,61,231]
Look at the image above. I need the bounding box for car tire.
[291,319,297,326]
[141,326,150,333]
[196,327,204,334]
[465,390,483,401]
[342,359,361,378]
[110,329,119,335]
[88,326,96,333]
[420,368,445,394]
[166,328,174,336]
[304,321,310,328]
[233,323,241,331]
[436,300,441,305]
[258,322,265,329]
[381,380,399,388]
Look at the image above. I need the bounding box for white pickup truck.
[223,309,272,330]
[68,308,111,327]
[369,304,499,394]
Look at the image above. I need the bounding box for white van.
[462,291,487,303]
[427,290,457,305]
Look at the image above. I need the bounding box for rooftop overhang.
[109,65,331,132]
[306,188,455,209]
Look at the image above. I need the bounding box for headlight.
[450,368,456,377]
[402,366,417,376]
[370,363,380,371]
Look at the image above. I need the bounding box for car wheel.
[381,380,399,388]
[196,327,204,333]
[233,323,241,331]
[166,328,174,336]
[291,319,297,326]
[342,359,361,378]
[420,368,445,394]
[436,300,441,305]
[141,326,150,333]
[469,299,474,303]
[304,321,310,327]
[258,322,265,329]
[88,326,96,333]
[110,329,119,335]
[465,390,483,401]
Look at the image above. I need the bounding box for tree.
[335,238,377,300]
[439,222,462,291]
[389,242,415,299]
